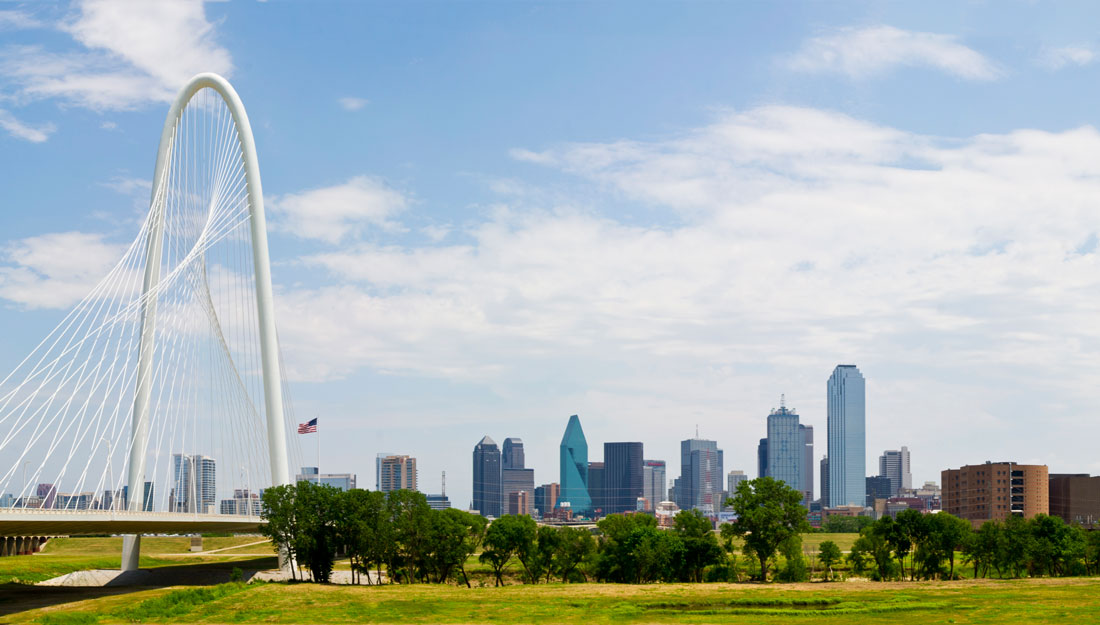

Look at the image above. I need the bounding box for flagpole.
[316,416,320,486]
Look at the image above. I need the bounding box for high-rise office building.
[757,439,768,479]
[503,438,525,470]
[534,482,560,516]
[121,482,155,512]
[727,470,748,496]
[879,447,912,497]
[827,365,866,508]
[170,454,216,513]
[376,455,418,492]
[587,462,606,515]
[375,452,394,490]
[678,437,723,514]
[820,456,829,507]
[766,401,802,497]
[556,415,591,514]
[643,460,667,510]
[472,436,502,517]
[501,438,535,515]
[604,442,644,515]
[220,489,261,515]
[942,462,1048,527]
[801,424,814,504]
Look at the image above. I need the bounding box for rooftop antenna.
[695,424,699,438]
[442,471,446,497]
[780,393,786,409]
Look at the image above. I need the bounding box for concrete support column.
[1,537,10,556]
[15,537,25,555]
[121,535,141,571]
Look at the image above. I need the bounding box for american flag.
[297,417,317,434]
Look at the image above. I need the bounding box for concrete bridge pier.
[121,534,140,571]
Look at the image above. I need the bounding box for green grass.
[11,577,1100,624]
[0,535,271,584]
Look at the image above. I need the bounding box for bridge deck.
[0,510,262,536]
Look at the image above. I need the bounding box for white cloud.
[270,105,1100,489]
[0,0,232,112]
[0,108,55,142]
[271,176,408,243]
[0,232,126,309]
[787,25,1001,80]
[0,10,42,30]
[338,97,369,111]
[1038,45,1096,70]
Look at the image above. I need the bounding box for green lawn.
[8,577,1100,624]
[1,535,271,584]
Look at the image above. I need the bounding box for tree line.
[260,477,1100,585]
[847,509,1100,581]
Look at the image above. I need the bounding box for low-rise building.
[1049,473,1100,528]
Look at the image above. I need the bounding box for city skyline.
[4,2,1100,510]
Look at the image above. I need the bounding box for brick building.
[942,462,1047,527]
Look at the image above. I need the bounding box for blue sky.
[4,1,1100,509]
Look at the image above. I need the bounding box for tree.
[963,521,1000,579]
[851,527,894,580]
[821,515,874,533]
[479,515,535,586]
[776,535,809,582]
[554,526,596,582]
[259,484,301,581]
[386,489,432,583]
[673,509,722,582]
[293,481,340,583]
[532,525,561,583]
[335,488,374,584]
[726,477,809,581]
[819,540,841,581]
[927,513,971,579]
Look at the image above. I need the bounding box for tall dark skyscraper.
[557,415,591,514]
[501,437,534,515]
[502,437,525,469]
[604,442,643,514]
[757,438,768,479]
[801,425,814,504]
[820,456,830,507]
[472,435,502,517]
[587,462,606,515]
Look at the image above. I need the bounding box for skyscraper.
[727,470,747,495]
[501,438,535,515]
[879,447,912,497]
[678,437,723,514]
[801,424,814,504]
[377,455,418,492]
[642,459,667,509]
[196,455,216,513]
[757,438,768,479]
[472,436,502,517]
[766,401,802,497]
[556,415,591,514]
[534,482,560,516]
[604,442,643,514]
[170,454,214,513]
[587,462,606,515]
[819,456,829,507]
[827,365,866,508]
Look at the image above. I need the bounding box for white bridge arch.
[0,74,298,571]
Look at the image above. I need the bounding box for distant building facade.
[801,424,814,504]
[604,442,644,515]
[588,462,606,516]
[296,467,358,491]
[827,365,866,508]
[534,482,560,517]
[473,436,502,517]
[879,447,912,497]
[766,401,803,497]
[678,437,723,514]
[171,454,215,513]
[942,462,1048,527]
[819,456,829,508]
[642,460,666,512]
[220,489,261,515]
[865,475,892,507]
[757,438,768,479]
[501,438,535,515]
[727,470,747,496]
[426,494,452,510]
[1049,473,1100,528]
[557,415,591,514]
[375,455,418,492]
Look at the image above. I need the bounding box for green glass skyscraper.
[556,414,592,514]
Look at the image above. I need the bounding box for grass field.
[6,577,1100,624]
[0,535,273,585]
